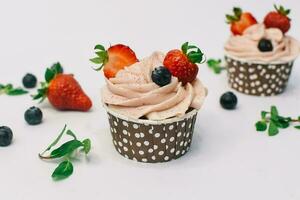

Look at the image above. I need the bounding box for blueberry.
[22,73,37,88]
[24,106,43,125]
[0,126,13,147]
[258,38,273,52]
[220,92,238,110]
[151,66,172,87]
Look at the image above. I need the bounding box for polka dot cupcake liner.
[225,55,294,96]
[104,104,198,163]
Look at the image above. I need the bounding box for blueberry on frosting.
[258,38,273,52]
[151,66,172,87]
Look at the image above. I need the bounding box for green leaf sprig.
[255,106,300,136]
[181,42,206,64]
[39,125,91,181]
[226,7,242,24]
[32,62,63,103]
[0,83,28,96]
[90,44,109,71]
[207,58,226,74]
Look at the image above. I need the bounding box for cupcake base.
[104,104,198,163]
[225,56,294,96]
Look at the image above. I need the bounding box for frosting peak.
[102,52,207,120]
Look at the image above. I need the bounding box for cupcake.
[224,5,300,96]
[90,43,207,162]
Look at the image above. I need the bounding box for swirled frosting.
[102,51,207,120]
[224,24,300,62]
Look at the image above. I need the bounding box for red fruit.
[264,5,291,34]
[47,74,92,111]
[33,66,92,111]
[163,42,204,85]
[90,44,138,78]
[226,7,257,35]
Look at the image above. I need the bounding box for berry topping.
[220,92,238,110]
[90,44,138,78]
[163,42,205,85]
[151,66,172,87]
[22,73,37,88]
[0,126,13,147]
[24,106,43,125]
[264,4,291,34]
[226,7,257,35]
[32,64,92,111]
[258,38,273,52]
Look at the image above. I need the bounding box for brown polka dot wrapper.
[225,55,294,96]
[104,104,198,163]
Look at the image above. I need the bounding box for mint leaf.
[50,140,83,159]
[270,106,279,119]
[207,59,224,74]
[6,88,28,95]
[66,129,77,140]
[94,44,105,51]
[45,68,55,83]
[268,121,279,136]
[295,126,300,130]
[261,111,268,119]
[52,160,73,181]
[256,121,267,131]
[82,139,91,154]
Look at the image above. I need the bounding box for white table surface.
[1,0,300,199]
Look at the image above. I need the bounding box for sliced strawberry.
[90,44,138,78]
[226,7,257,35]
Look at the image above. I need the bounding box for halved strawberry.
[226,7,257,35]
[90,44,138,78]
[264,5,291,34]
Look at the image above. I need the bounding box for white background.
[0,0,300,199]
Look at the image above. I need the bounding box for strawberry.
[226,7,257,35]
[90,44,138,78]
[163,42,205,85]
[32,64,92,111]
[264,5,291,34]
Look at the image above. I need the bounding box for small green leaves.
[52,160,73,180]
[181,42,205,64]
[255,121,267,131]
[39,125,91,181]
[295,126,300,130]
[226,7,242,24]
[255,106,300,136]
[207,59,226,74]
[90,44,108,71]
[274,4,290,16]
[0,83,28,96]
[45,68,55,83]
[51,62,63,74]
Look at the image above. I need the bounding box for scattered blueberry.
[22,73,37,88]
[220,92,238,110]
[258,38,273,52]
[0,126,13,147]
[151,66,172,87]
[24,106,43,125]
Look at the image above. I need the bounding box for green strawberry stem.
[32,63,63,102]
[274,4,290,16]
[90,44,109,71]
[226,7,242,24]
[181,42,205,64]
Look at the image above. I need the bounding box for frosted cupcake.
[91,43,207,162]
[224,6,300,96]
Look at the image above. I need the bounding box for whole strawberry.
[163,42,205,85]
[90,44,138,78]
[264,5,291,34]
[33,64,92,111]
[226,7,257,35]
